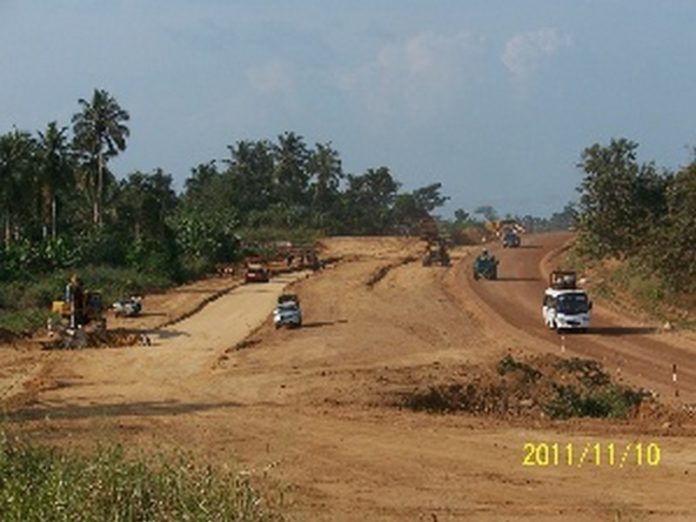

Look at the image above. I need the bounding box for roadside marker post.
[673,364,679,398]
[560,334,566,353]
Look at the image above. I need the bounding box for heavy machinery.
[48,274,106,348]
[51,274,105,330]
[473,250,499,280]
[422,239,451,267]
[419,216,451,267]
[543,271,592,332]
[487,219,525,238]
[502,227,521,248]
[418,216,440,241]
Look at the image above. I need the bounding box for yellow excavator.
[51,274,106,332]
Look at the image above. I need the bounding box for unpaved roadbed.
[3,235,696,521]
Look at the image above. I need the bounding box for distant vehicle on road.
[542,271,592,332]
[473,250,498,280]
[245,263,270,283]
[502,228,521,248]
[273,294,302,329]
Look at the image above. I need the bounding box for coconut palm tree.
[72,89,130,226]
[0,129,37,245]
[37,121,73,239]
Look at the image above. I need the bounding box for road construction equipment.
[487,219,526,237]
[502,228,521,248]
[51,274,105,330]
[419,216,440,241]
[473,250,499,280]
[422,239,451,267]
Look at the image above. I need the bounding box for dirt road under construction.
[2,234,696,521]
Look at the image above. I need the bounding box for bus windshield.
[556,293,589,314]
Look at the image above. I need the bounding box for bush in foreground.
[0,436,285,522]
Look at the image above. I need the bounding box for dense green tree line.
[576,138,696,293]
[0,89,448,282]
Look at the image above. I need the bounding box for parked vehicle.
[273,294,302,329]
[112,296,142,317]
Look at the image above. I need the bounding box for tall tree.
[72,89,130,226]
[577,138,667,257]
[474,205,498,222]
[273,131,310,206]
[649,162,696,290]
[116,169,178,240]
[308,142,343,225]
[341,167,400,234]
[0,129,37,245]
[36,122,74,239]
[225,140,275,214]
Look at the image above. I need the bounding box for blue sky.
[2,1,696,217]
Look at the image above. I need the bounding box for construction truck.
[473,249,499,280]
[418,216,440,241]
[419,216,451,267]
[502,227,521,248]
[422,239,451,267]
[487,219,525,238]
[542,271,592,332]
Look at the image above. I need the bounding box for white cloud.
[336,31,483,121]
[247,61,294,93]
[501,28,572,80]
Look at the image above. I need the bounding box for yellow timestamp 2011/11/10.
[522,442,661,468]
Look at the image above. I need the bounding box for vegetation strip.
[0,436,286,521]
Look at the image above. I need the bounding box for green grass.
[0,308,49,334]
[0,266,175,335]
[0,434,286,522]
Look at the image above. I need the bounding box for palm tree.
[308,142,343,225]
[72,89,130,226]
[37,122,73,239]
[0,129,37,245]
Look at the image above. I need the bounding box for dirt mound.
[398,354,653,420]
[41,329,144,350]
